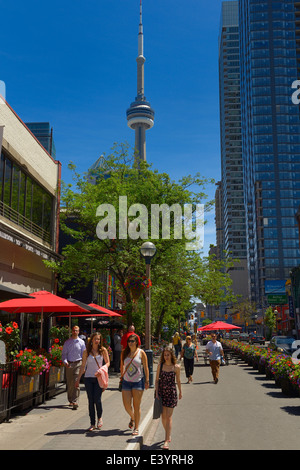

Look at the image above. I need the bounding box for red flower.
[54,338,60,344]
[5,327,13,335]
[12,322,18,329]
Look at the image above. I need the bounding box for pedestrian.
[62,325,86,409]
[206,333,225,384]
[113,329,123,373]
[121,324,141,350]
[75,332,110,431]
[180,335,198,383]
[120,334,149,436]
[155,346,182,450]
[172,332,181,359]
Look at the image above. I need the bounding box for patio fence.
[0,362,66,423]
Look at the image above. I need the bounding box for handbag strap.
[121,349,139,379]
[92,352,102,369]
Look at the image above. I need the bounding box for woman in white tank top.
[120,334,149,436]
[76,332,110,431]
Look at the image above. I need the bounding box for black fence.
[0,363,66,423]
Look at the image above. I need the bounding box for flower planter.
[47,366,65,399]
[265,365,274,380]
[258,362,266,374]
[280,377,299,397]
[16,373,40,400]
[246,355,253,366]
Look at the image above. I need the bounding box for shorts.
[122,377,145,391]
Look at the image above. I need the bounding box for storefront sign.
[267,294,287,304]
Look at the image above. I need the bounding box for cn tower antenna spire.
[126,0,155,164]
[138,0,143,57]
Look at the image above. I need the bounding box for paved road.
[1,345,300,451]
[0,371,154,451]
[143,345,300,451]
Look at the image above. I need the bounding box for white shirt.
[206,340,223,361]
[85,354,104,378]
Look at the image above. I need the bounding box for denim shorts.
[122,377,145,391]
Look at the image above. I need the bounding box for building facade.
[218,1,249,301]
[0,100,61,297]
[239,0,300,308]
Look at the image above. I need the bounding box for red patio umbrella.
[88,303,122,317]
[0,290,89,346]
[198,321,242,331]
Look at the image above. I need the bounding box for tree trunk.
[154,306,167,339]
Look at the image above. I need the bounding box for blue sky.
[0,0,224,253]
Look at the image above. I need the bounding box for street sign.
[265,280,286,294]
[267,294,287,304]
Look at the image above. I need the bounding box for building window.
[0,150,54,244]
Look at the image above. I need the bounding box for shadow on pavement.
[46,427,129,437]
[281,406,300,416]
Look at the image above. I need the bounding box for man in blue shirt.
[62,325,86,409]
[206,333,225,384]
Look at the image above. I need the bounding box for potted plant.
[288,366,300,396]
[48,344,63,367]
[268,354,297,395]
[50,326,70,346]
[13,349,49,402]
[0,321,20,362]
[14,349,50,376]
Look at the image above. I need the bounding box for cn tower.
[126,0,155,163]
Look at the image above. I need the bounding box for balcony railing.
[0,201,52,245]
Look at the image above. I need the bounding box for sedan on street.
[249,335,265,345]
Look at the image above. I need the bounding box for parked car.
[249,335,265,345]
[239,333,249,342]
[269,336,296,355]
[230,331,240,340]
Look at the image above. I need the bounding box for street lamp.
[140,241,156,387]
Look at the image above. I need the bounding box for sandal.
[87,425,95,432]
[163,442,169,450]
[97,418,103,429]
[132,429,139,436]
[128,418,134,429]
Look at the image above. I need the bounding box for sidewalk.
[0,360,159,450]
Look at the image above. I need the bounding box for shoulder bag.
[118,349,139,392]
[153,362,163,419]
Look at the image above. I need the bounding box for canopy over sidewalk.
[0,290,89,346]
[198,321,242,331]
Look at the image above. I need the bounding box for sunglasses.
[128,339,136,343]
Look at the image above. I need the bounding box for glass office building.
[219,1,249,299]
[26,122,56,159]
[239,0,300,305]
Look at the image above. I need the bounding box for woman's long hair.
[86,332,104,356]
[122,334,139,361]
[160,346,177,365]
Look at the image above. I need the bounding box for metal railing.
[0,363,66,423]
[0,201,52,244]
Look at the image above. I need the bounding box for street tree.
[45,146,215,327]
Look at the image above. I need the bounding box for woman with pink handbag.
[76,332,110,431]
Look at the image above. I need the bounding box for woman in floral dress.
[155,346,182,450]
